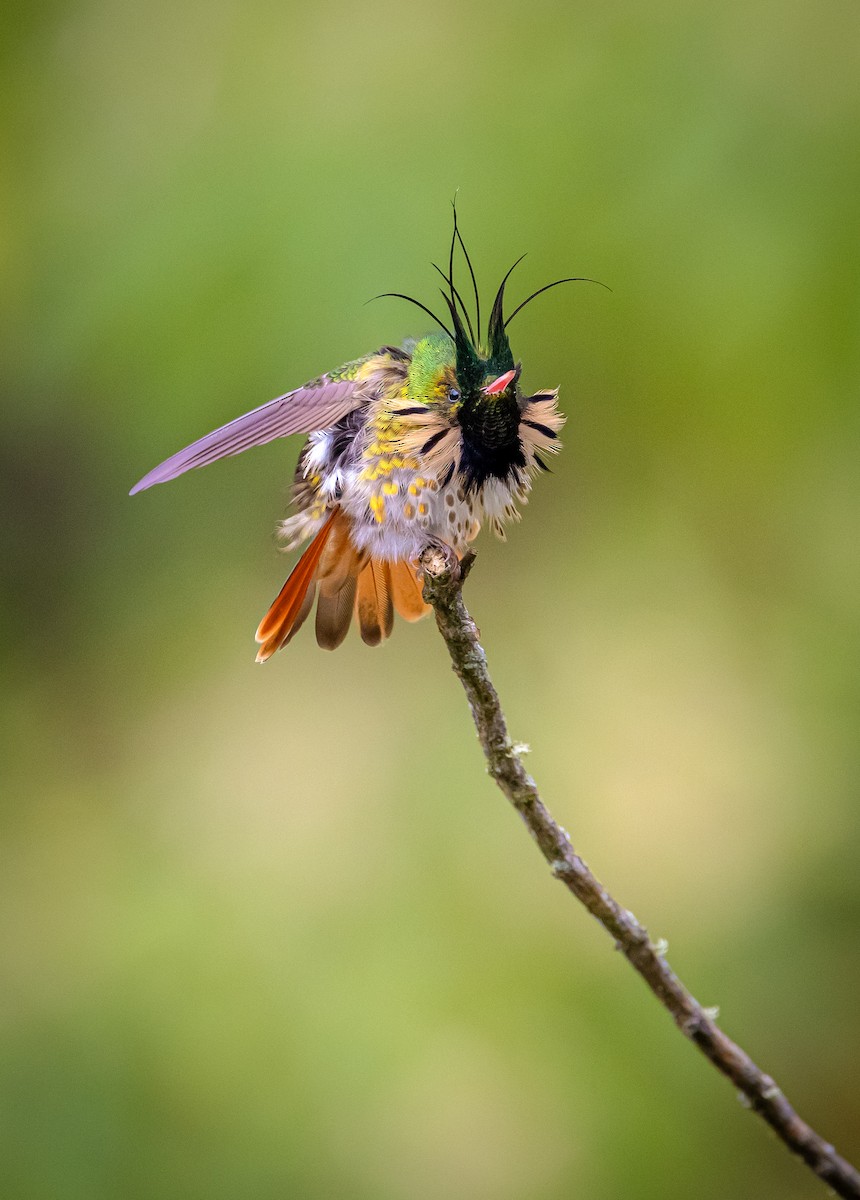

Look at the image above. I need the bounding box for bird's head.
[442,268,525,486]
[404,292,524,490]
[380,208,602,487]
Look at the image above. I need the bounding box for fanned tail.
[255,512,432,660]
[255,512,336,662]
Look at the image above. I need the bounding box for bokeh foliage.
[2,1,859,1197]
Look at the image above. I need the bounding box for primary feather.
[129,378,361,494]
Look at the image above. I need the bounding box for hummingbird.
[131,215,585,661]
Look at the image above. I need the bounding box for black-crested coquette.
[131,210,593,660]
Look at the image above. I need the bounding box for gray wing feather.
[130,378,359,495]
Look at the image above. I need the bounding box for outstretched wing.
[130,377,361,495]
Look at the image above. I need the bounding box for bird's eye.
[448,387,460,402]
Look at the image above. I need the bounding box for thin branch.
[419,542,860,1200]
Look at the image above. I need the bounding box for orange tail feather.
[355,558,394,646]
[390,559,430,623]
[255,512,336,662]
[314,514,366,650]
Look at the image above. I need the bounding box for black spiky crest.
[376,204,605,397]
[485,255,524,374]
[439,289,483,392]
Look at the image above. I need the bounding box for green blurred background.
[2,1,859,1196]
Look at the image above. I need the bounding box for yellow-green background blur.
[2,2,859,1197]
